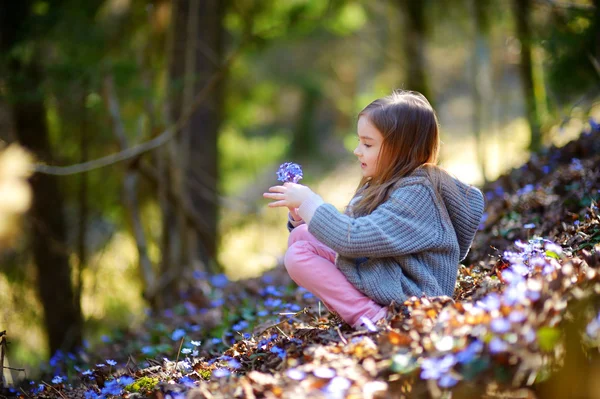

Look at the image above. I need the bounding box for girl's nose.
[353,146,360,156]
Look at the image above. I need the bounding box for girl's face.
[354,115,384,178]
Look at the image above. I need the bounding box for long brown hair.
[352,90,441,216]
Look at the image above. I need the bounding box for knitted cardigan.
[290,168,485,306]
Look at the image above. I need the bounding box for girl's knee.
[284,242,309,282]
[288,224,310,246]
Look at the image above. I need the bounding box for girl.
[263,90,485,328]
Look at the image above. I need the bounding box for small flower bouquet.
[276,162,303,183]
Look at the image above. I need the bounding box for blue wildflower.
[179,376,196,388]
[523,223,536,229]
[191,340,202,347]
[586,311,600,338]
[286,368,306,380]
[212,368,230,378]
[277,162,303,183]
[313,367,336,379]
[171,328,186,341]
[421,354,456,380]
[270,346,286,359]
[211,298,224,307]
[477,293,501,311]
[193,270,206,280]
[101,380,122,396]
[257,310,269,317]
[82,369,93,376]
[489,337,508,353]
[490,317,511,334]
[232,320,249,331]
[438,373,459,388]
[141,346,154,355]
[590,117,600,132]
[509,310,527,323]
[210,337,222,345]
[181,348,192,355]
[228,359,241,369]
[209,274,229,288]
[84,390,99,399]
[264,298,282,308]
[52,375,63,384]
[106,359,117,366]
[118,376,134,386]
[456,340,484,364]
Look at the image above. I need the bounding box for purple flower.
[490,317,511,334]
[313,367,336,379]
[51,375,63,384]
[489,337,508,353]
[191,340,202,347]
[171,328,186,341]
[590,117,600,132]
[100,380,122,396]
[277,162,303,183]
[456,340,484,364]
[181,348,192,355]
[209,274,229,288]
[118,376,134,386]
[85,390,99,399]
[523,223,536,229]
[509,310,527,323]
[420,354,456,380]
[179,376,196,388]
[286,368,306,380]
[270,346,286,359]
[212,368,230,378]
[324,376,352,394]
[477,293,501,311]
[438,373,458,388]
[106,359,117,366]
[228,359,241,369]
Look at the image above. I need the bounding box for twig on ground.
[42,382,67,399]
[335,326,348,345]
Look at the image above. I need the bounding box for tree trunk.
[0,0,82,356]
[513,0,542,152]
[398,0,432,102]
[158,0,225,306]
[291,83,321,159]
[8,59,83,356]
[470,0,493,183]
[184,0,225,265]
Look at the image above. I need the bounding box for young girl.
[263,90,485,328]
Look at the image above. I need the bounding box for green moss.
[198,369,212,380]
[125,376,159,393]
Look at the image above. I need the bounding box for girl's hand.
[288,206,302,221]
[263,183,315,209]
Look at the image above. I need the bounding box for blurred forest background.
[0,0,599,376]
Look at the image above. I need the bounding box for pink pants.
[284,224,387,328]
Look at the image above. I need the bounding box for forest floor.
[3,125,600,398]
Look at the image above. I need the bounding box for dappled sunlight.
[81,232,146,331]
[0,274,47,372]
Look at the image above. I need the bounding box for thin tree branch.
[31,46,238,176]
[103,74,156,297]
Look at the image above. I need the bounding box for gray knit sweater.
[293,168,485,306]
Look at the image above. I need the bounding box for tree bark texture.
[0,0,83,357]
[168,0,225,267]
[398,0,433,103]
[9,60,83,356]
[513,0,542,152]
